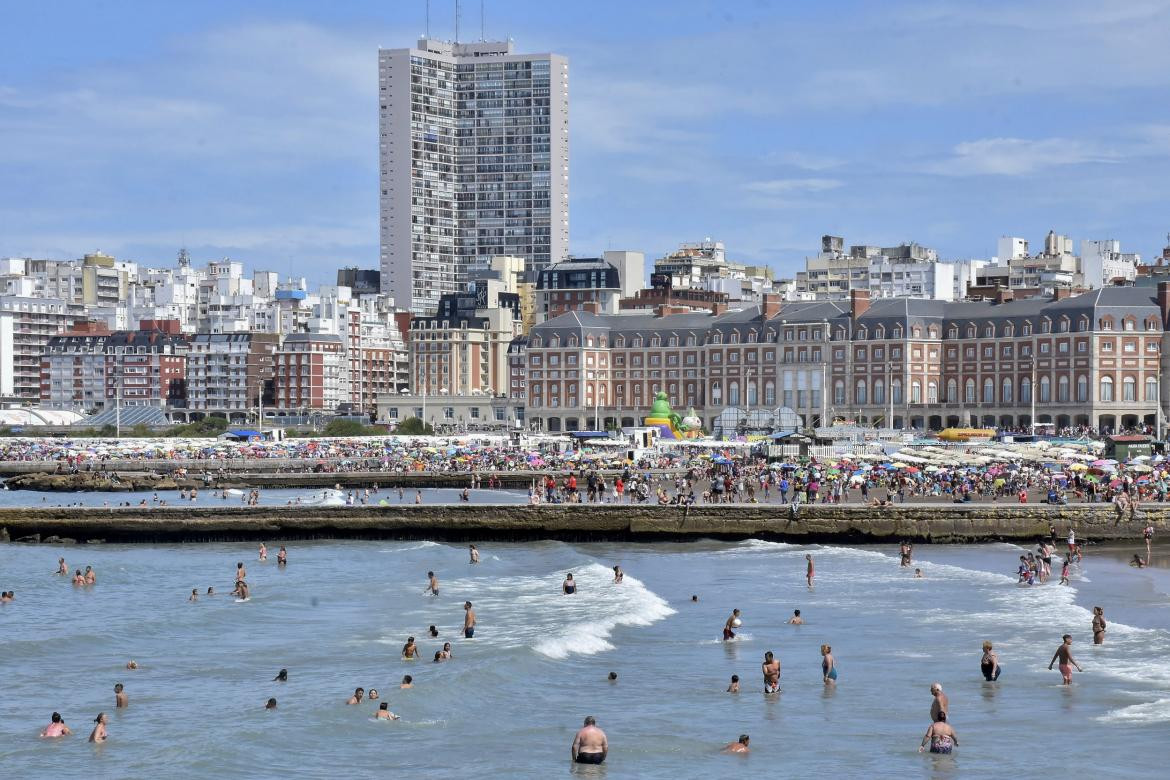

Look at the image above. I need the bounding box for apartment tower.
[378,38,569,315]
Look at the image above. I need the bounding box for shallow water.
[0,486,527,509]
[0,538,1166,778]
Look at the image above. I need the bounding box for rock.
[153,479,180,491]
[42,535,61,544]
[15,534,41,543]
[86,538,105,544]
[0,526,8,542]
[59,537,78,545]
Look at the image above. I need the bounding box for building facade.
[378,38,569,315]
[183,332,279,420]
[273,333,346,411]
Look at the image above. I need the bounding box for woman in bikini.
[919,712,958,754]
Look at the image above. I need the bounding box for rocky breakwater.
[0,502,1162,544]
[3,471,205,492]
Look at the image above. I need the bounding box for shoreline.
[0,503,1163,544]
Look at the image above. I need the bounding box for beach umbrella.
[1068,463,1088,471]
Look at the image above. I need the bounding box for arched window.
[1076,375,1088,402]
[1039,376,1051,403]
[927,381,938,404]
[1099,316,1114,331]
[1123,376,1137,402]
[946,378,957,403]
[928,326,940,339]
[1020,376,1032,403]
[833,380,845,405]
[567,335,578,347]
[1058,317,1069,333]
[728,381,740,406]
[1146,377,1158,401]
[531,335,542,347]
[911,381,922,404]
[1123,317,1136,332]
[711,382,722,405]
[747,381,757,406]
[1147,317,1160,332]
[1002,377,1013,403]
[892,378,904,404]
[1057,375,1069,402]
[764,381,776,406]
[964,378,976,403]
[855,379,868,405]
[912,326,922,338]
[874,379,886,404]
[1100,375,1113,402]
[983,377,994,403]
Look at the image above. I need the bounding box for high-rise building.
[378,38,569,315]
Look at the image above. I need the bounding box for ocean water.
[0,537,1166,778]
[0,486,527,509]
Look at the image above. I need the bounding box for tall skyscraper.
[379,38,569,315]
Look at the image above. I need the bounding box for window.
[1021,377,1032,403]
[1039,376,1051,403]
[855,379,868,405]
[965,378,976,403]
[1123,376,1137,402]
[983,345,993,358]
[1123,341,1137,354]
[1057,375,1069,402]
[1100,317,1113,331]
[984,325,994,338]
[983,377,994,403]
[1058,341,1069,354]
[1123,318,1135,332]
[728,382,740,406]
[1002,378,1013,403]
[444,407,455,420]
[764,381,776,405]
[1099,375,1113,402]
[965,347,975,359]
[873,379,886,404]
[892,378,903,404]
[911,381,922,404]
[1146,376,1158,401]
[946,378,957,403]
[1002,345,1013,357]
[1076,375,1088,403]
[1039,342,1050,354]
[1102,341,1113,353]
[833,380,845,405]
[927,381,938,404]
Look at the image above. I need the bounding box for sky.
[2,0,1170,285]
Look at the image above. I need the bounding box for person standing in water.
[463,602,476,639]
[570,715,608,765]
[980,641,1001,681]
[929,683,948,721]
[346,688,364,705]
[189,589,198,602]
[114,683,127,708]
[806,554,815,588]
[762,651,780,694]
[723,609,742,641]
[1048,634,1083,684]
[1092,607,1107,645]
[277,546,287,566]
[56,557,68,575]
[236,562,246,581]
[821,644,837,685]
[376,702,400,720]
[919,712,958,754]
[612,565,624,583]
[258,543,267,562]
[787,609,803,625]
[40,712,71,738]
[402,637,420,659]
[562,573,577,594]
[88,712,108,743]
[426,571,440,596]
[469,544,479,564]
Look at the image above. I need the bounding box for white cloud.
[745,178,844,194]
[927,137,1119,176]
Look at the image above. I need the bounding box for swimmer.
[84,566,96,585]
[723,609,742,641]
[919,711,958,754]
[1130,554,1148,568]
[72,569,84,586]
[929,683,948,721]
[571,715,608,765]
[258,543,267,562]
[914,568,923,579]
[265,698,277,710]
[40,712,71,738]
[415,490,422,504]
[273,668,288,682]
[469,544,479,564]
[207,586,215,596]
[727,675,740,693]
[277,546,287,565]
[376,702,400,720]
[691,594,699,603]
[806,554,814,588]
[236,562,246,581]
[347,687,364,705]
[1048,634,1082,684]
[125,660,138,670]
[762,651,780,694]
[433,650,444,663]
[368,689,379,700]
[440,642,452,660]
[981,641,1001,681]
[189,589,198,602]
[613,565,624,584]
[821,644,837,684]
[1092,607,1107,645]
[607,672,618,683]
[787,609,803,625]
[426,571,439,596]
[464,601,476,638]
[428,625,440,638]
[56,557,68,575]
[562,573,577,595]
[88,712,108,743]
[402,637,420,659]
[723,735,750,754]
[400,675,413,689]
[233,580,250,600]
[114,683,127,708]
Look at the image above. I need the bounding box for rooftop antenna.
[481,0,485,40]
[425,0,430,37]
[455,0,460,42]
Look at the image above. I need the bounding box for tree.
[394,416,434,435]
[321,418,371,437]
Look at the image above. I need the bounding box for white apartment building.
[1082,239,1139,288]
[378,38,570,315]
[652,241,774,304]
[0,288,80,403]
[797,236,945,301]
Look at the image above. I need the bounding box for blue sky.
[3,0,1170,285]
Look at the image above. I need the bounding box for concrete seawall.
[0,504,1162,545]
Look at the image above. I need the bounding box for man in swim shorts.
[762,651,780,694]
[1048,634,1082,684]
[427,571,439,596]
[464,601,476,638]
[723,609,741,640]
[571,715,608,764]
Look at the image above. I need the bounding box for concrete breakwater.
[2,470,551,492]
[0,503,1160,545]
